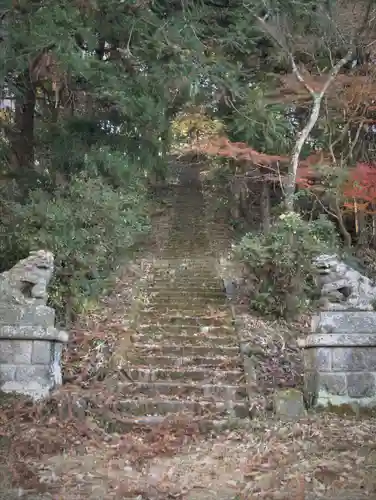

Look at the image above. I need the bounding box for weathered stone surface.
[304,256,376,409]
[304,333,376,347]
[0,340,32,364]
[347,373,376,398]
[313,254,376,310]
[32,340,52,364]
[273,389,307,420]
[0,364,16,382]
[304,372,348,407]
[317,373,347,395]
[0,325,68,342]
[0,251,68,401]
[0,304,55,327]
[304,347,331,371]
[50,342,63,386]
[0,250,54,306]
[1,380,52,400]
[313,311,376,334]
[331,347,376,371]
[15,364,51,382]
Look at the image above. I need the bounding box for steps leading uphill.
[120,185,249,428]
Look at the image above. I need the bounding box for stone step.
[152,265,216,272]
[102,415,232,433]
[151,258,217,266]
[147,293,225,303]
[128,367,244,384]
[134,343,239,357]
[136,333,237,346]
[137,324,234,335]
[117,381,247,400]
[141,302,228,311]
[145,293,225,301]
[150,282,223,291]
[146,301,226,310]
[151,271,220,279]
[145,301,226,310]
[146,284,224,293]
[118,398,249,418]
[129,354,240,368]
[151,265,217,273]
[150,275,222,283]
[147,290,225,299]
[139,313,233,327]
[147,280,222,288]
[139,305,228,316]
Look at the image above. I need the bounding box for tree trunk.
[10,77,36,173]
[371,206,376,248]
[260,180,271,232]
[356,209,368,247]
[333,197,352,248]
[283,53,353,212]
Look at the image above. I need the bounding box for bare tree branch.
[284,48,353,211]
[254,13,354,211]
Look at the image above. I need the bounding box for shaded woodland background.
[1,0,376,321]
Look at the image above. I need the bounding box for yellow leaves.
[0,107,12,124]
[171,112,224,143]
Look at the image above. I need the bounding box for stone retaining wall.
[0,251,68,400]
[304,311,376,408]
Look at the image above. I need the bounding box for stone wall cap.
[312,310,376,334]
[302,333,376,348]
[0,325,68,342]
[314,311,376,317]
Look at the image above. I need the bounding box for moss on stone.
[317,402,376,418]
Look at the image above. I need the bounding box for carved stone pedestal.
[304,311,376,409]
[0,251,68,400]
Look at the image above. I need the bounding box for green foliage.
[0,0,364,324]
[0,176,149,323]
[234,212,339,317]
[229,86,295,155]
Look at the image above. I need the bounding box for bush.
[234,212,339,318]
[0,176,149,323]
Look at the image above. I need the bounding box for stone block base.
[0,330,66,401]
[303,328,376,408]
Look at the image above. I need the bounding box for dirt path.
[31,412,376,499]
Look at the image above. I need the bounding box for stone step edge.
[129,367,243,374]
[135,336,237,346]
[136,332,235,338]
[150,277,220,282]
[145,298,225,304]
[133,342,239,351]
[138,324,234,330]
[149,281,222,286]
[119,398,248,408]
[118,381,247,391]
[147,291,224,295]
[146,285,223,290]
[139,312,231,317]
[129,354,240,363]
[115,415,229,428]
[148,259,217,264]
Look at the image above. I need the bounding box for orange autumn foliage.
[200,136,376,213]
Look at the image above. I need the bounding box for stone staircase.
[119,185,249,427]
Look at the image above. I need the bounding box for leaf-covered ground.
[3,409,376,499]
